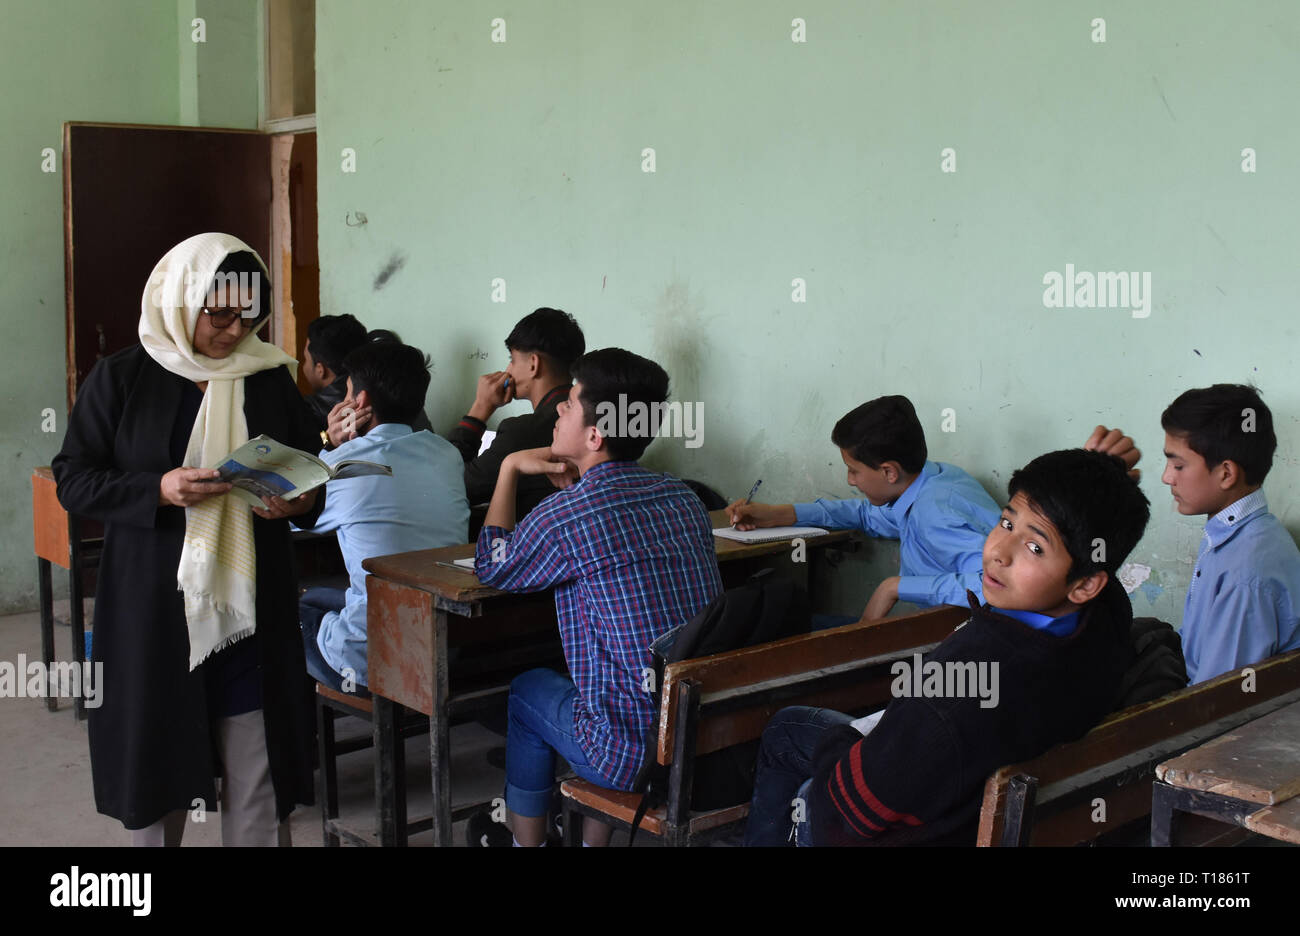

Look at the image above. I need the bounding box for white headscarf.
[138,233,298,670]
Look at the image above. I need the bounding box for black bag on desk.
[626,568,811,842]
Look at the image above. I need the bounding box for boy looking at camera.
[745,446,1149,846]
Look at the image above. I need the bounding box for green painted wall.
[314,0,1300,626]
[1,0,177,614]
[0,0,258,613]
[5,1,1296,627]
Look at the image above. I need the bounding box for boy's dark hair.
[571,348,670,461]
[307,314,369,375]
[209,251,272,330]
[367,328,402,344]
[504,308,585,373]
[830,395,927,475]
[1007,449,1150,580]
[1160,384,1276,486]
[341,341,431,426]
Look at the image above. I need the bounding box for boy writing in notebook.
[1157,385,1300,682]
[744,444,1149,846]
[727,395,999,622]
[471,348,722,846]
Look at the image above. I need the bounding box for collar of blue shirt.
[330,421,414,457]
[991,605,1081,638]
[889,460,939,516]
[1204,489,1269,550]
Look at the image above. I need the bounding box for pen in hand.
[732,479,762,529]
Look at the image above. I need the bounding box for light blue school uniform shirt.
[295,423,470,684]
[1180,490,1300,683]
[793,460,1000,608]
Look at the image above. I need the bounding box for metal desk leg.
[430,608,452,847]
[37,558,56,712]
[1151,780,1180,847]
[68,515,86,722]
[374,694,407,846]
[1001,774,1039,847]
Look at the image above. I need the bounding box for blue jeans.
[744,705,854,846]
[504,668,614,817]
[299,587,369,696]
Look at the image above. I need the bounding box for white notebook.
[453,557,475,569]
[712,525,829,544]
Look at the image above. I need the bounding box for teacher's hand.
[160,467,232,507]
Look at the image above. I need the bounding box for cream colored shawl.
[138,233,297,670]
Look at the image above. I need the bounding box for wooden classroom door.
[62,122,273,408]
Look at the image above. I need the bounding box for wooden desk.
[1152,698,1300,846]
[360,509,851,846]
[32,467,100,720]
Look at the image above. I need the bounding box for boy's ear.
[1216,459,1243,490]
[1065,570,1109,606]
[880,460,902,485]
[353,388,370,411]
[585,421,604,453]
[526,351,542,378]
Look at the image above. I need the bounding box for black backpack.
[626,568,812,842]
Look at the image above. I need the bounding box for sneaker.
[465,808,512,848]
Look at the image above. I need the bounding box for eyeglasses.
[201,307,257,330]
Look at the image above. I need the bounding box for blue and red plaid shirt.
[475,460,723,789]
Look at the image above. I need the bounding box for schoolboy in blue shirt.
[294,341,469,691]
[728,395,999,622]
[1159,385,1300,682]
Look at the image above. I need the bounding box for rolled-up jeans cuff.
[504,780,554,819]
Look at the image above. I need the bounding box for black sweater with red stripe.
[807,581,1134,845]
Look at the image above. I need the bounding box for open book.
[211,434,392,509]
[712,525,829,545]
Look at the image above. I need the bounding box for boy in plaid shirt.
[475,348,722,846]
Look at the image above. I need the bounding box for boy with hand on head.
[745,444,1150,846]
[471,349,722,847]
[294,341,469,693]
[727,395,1000,623]
[302,314,368,430]
[447,307,585,517]
[320,327,433,444]
[1157,385,1300,682]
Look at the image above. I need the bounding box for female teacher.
[54,232,322,845]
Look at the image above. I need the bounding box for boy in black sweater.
[745,446,1150,846]
[447,308,585,517]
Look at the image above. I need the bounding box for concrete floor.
[0,599,522,847]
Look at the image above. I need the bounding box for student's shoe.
[465,809,512,847]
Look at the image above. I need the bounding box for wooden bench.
[1152,697,1300,846]
[559,604,969,846]
[977,648,1300,846]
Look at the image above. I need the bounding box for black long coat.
[53,344,323,829]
